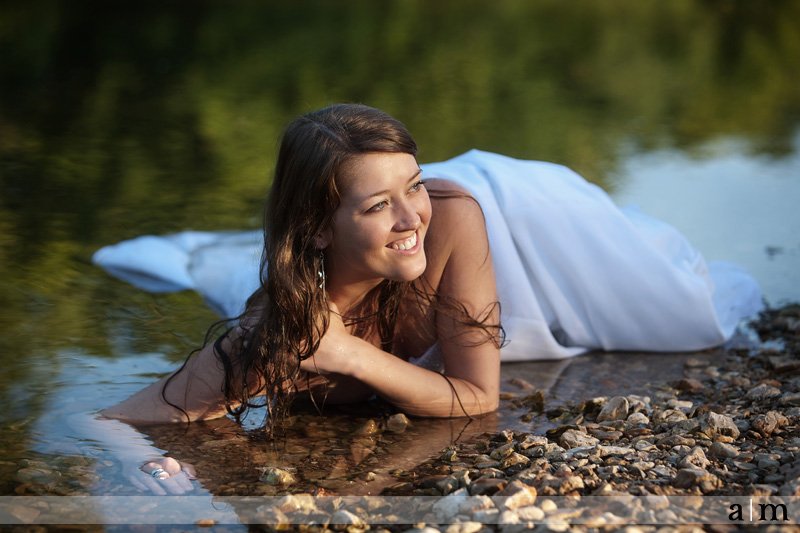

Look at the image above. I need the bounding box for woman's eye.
[367,201,388,213]
[410,180,426,192]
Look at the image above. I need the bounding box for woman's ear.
[314,228,332,250]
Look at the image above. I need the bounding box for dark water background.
[1,0,799,506]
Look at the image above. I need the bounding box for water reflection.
[1,0,799,502]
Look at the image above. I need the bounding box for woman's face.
[322,152,431,290]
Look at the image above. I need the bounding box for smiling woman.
[90,103,761,491]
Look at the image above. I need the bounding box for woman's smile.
[388,230,420,253]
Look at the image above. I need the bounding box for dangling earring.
[317,251,326,292]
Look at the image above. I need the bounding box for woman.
[97,104,504,490]
[93,103,761,491]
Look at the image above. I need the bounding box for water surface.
[1,0,798,507]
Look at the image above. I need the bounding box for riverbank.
[373,304,799,529]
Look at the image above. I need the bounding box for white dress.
[92,150,763,361]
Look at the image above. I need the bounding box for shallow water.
[1,0,799,514]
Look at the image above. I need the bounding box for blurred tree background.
[0,0,798,428]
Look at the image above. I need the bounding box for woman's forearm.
[340,337,499,417]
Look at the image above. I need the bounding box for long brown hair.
[224,104,419,431]
[167,104,503,433]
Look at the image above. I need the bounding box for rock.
[195,519,216,527]
[626,412,650,426]
[501,452,531,469]
[386,413,410,433]
[15,467,61,485]
[745,384,782,402]
[473,454,500,469]
[259,467,296,486]
[596,445,635,457]
[557,475,585,494]
[780,392,800,406]
[355,419,381,435]
[675,378,705,393]
[516,505,545,521]
[520,390,545,411]
[673,468,721,492]
[277,493,318,514]
[751,411,789,436]
[708,442,739,459]
[498,480,537,510]
[518,435,548,449]
[330,509,365,527]
[441,447,459,462]
[540,499,558,512]
[559,429,599,449]
[597,396,630,422]
[699,412,740,439]
[435,476,460,495]
[658,409,688,423]
[678,447,710,470]
[445,522,483,533]
[490,442,516,460]
[469,477,507,495]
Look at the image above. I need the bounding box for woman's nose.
[393,199,421,231]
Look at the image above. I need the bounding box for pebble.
[678,446,710,470]
[626,412,650,426]
[597,396,630,422]
[259,467,296,486]
[699,411,740,439]
[745,383,783,401]
[559,429,599,449]
[386,413,411,433]
[751,410,789,436]
[708,441,739,459]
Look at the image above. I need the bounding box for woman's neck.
[326,279,383,318]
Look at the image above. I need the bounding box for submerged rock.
[259,467,297,486]
[386,413,410,433]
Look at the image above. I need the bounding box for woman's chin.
[396,258,427,282]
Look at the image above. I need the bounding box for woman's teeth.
[390,232,417,251]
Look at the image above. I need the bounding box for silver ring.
[150,468,169,480]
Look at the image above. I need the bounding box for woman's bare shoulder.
[425,179,486,244]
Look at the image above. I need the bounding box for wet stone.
[675,378,705,393]
[708,442,739,459]
[386,413,410,433]
[699,412,740,439]
[469,477,507,495]
[597,396,630,422]
[626,412,650,426]
[673,468,722,492]
[678,447,710,470]
[490,442,516,460]
[259,467,297,486]
[501,452,531,469]
[355,419,381,435]
[751,411,789,436]
[745,383,783,402]
[559,429,599,449]
[518,434,548,449]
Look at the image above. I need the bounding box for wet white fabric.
[92,150,762,361]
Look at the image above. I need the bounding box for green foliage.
[0,0,798,398]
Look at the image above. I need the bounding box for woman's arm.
[303,196,500,417]
[101,338,232,424]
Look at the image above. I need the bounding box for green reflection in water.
[0,0,799,481]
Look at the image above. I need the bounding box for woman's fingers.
[137,458,196,494]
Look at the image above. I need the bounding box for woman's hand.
[127,456,196,495]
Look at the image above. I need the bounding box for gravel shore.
[370,304,800,530]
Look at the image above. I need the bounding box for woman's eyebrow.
[362,168,422,201]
